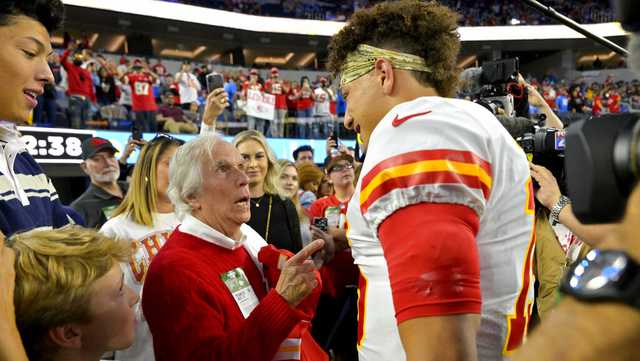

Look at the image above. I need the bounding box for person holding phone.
[122,59,158,133]
[176,62,201,110]
[314,77,335,139]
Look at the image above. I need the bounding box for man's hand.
[530,163,562,210]
[310,226,336,265]
[275,239,324,307]
[203,88,229,126]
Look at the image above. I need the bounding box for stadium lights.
[62,0,627,40]
[107,35,126,53]
[88,33,99,47]
[254,52,295,65]
[160,46,207,59]
[298,53,316,67]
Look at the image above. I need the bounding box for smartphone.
[206,72,225,94]
[131,126,143,142]
[329,132,339,156]
[312,217,328,232]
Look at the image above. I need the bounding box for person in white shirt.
[313,77,335,138]
[99,87,228,361]
[175,62,201,110]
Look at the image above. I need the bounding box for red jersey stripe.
[361,170,490,214]
[362,149,492,190]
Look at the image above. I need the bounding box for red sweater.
[142,229,306,361]
[60,50,96,102]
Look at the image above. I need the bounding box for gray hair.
[168,134,221,220]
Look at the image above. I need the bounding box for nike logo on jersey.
[391,110,432,127]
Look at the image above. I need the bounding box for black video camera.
[565,113,640,224]
[461,58,529,119]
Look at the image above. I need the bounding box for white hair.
[168,134,222,220]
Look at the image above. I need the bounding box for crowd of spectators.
[168,0,615,25]
[527,75,640,119]
[34,39,347,139]
[34,39,640,139]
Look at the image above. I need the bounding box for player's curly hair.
[328,0,461,97]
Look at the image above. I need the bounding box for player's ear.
[374,58,394,95]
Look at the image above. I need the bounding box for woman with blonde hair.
[277,159,313,246]
[233,130,302,253]
[100,88,228,361]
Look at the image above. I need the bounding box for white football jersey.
[347,96,535,361]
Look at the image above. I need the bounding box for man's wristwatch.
[560,249,640,309]
[550,195,571,225]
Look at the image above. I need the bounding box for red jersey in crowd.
[265,79,288,110]
[308,195,358,298]
[242,81,263,98]
[592,95,604,116]
[296,86,314,110]
[60,50,96,102]
[608,92,621,113]
[127,72,158,112]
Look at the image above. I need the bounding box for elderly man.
[142,134,328,361]
[71,137,127,228]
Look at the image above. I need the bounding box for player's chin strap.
[340,44,432,86]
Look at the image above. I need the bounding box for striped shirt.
[0,123,71,237]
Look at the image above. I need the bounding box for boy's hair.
[328,0,461,97]
[9,226,129,360]
[293,145,314,161]
[0,0,64,33]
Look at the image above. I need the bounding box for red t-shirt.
[265,79,288,110]
[592,95,603,116]
[287,88,298,111]
[608,93,621,113]
[309,195,358,298]
[296,88,314,110]
[127,72,158,112]
[60,50,96,102]
[242,81,263,97]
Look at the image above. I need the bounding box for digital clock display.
[17,127,94,164]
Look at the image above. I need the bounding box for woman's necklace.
[251,194,265,208]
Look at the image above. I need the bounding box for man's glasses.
[330,163,354,173]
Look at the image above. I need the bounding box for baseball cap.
[81,137,118,160]
[250,68,259,75]
[326,154,354,173]
[271,67,279,75]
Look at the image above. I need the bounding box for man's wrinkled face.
[0,15,54,124]
[83,150,119,185]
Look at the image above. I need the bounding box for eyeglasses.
[330,163,353,173]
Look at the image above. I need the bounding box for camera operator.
[519,75,564,130]
[514,1,640,358]
[530,163,618,247]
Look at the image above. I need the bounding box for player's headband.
[340,44,431,86]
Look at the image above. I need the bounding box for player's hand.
[530,163,562,210]
[203,88,229,126]
[275,239,324,307]
[310,226,336,265]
